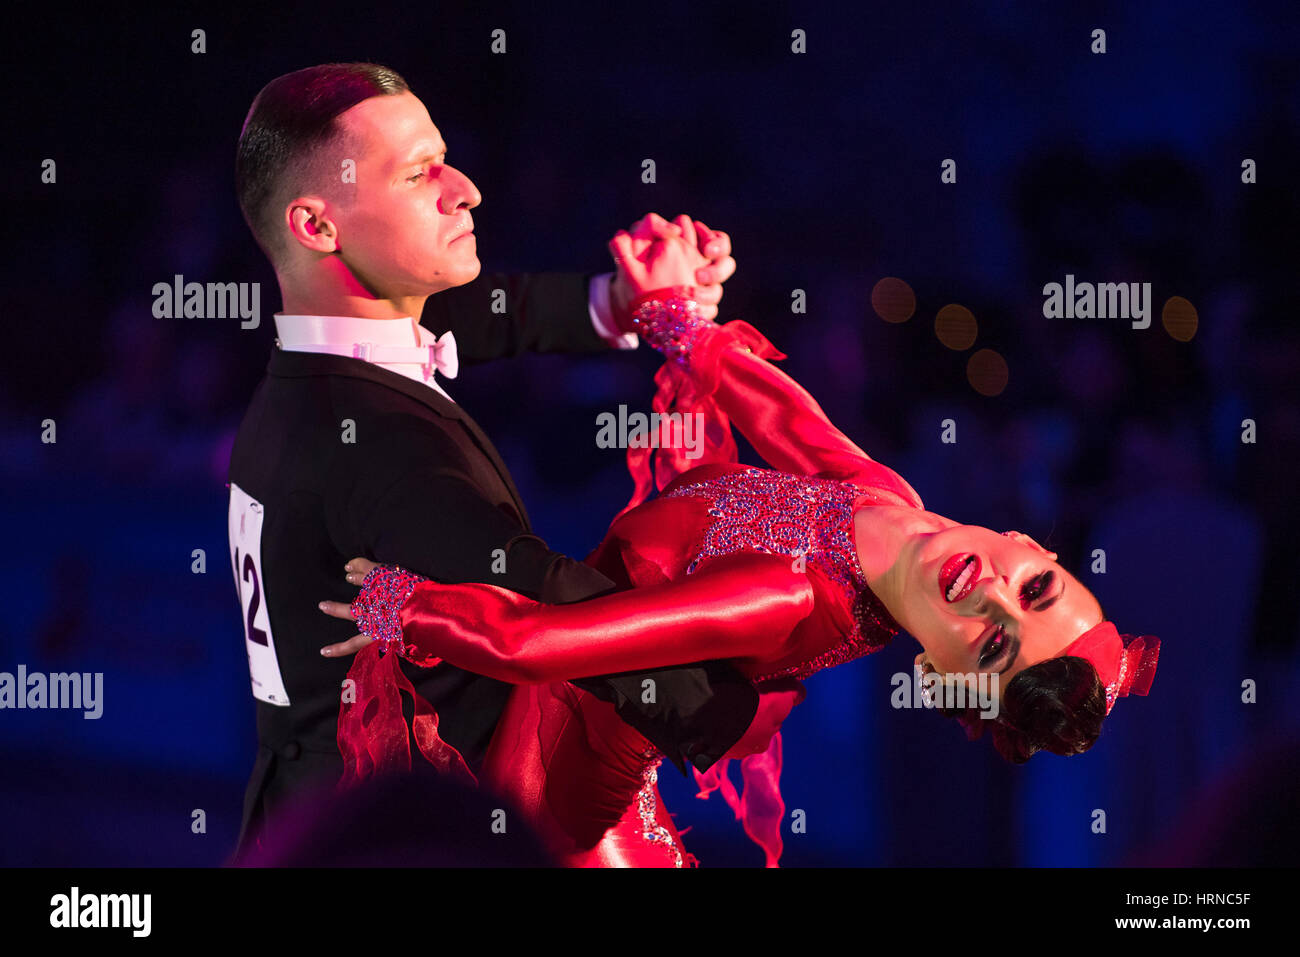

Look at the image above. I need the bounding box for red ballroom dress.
[337,296,925,867]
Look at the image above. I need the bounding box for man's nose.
[439,166,481,213]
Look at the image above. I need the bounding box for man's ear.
[285,196,340,255]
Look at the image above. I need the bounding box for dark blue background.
[1,0,1297,866]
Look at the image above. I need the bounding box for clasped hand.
[609,213,735,325]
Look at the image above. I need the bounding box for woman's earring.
[916,659,938,707]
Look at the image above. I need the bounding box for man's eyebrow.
[403,142,448,164]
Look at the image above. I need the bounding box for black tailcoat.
[227,272,758,857]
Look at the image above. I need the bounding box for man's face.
[327,91,481,298]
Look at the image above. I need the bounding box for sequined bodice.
[662,467,902,680]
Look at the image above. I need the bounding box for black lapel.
[267,349,532,529]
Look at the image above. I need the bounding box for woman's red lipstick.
[939,553,980,603]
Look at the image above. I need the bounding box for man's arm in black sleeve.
[420,271,616,363]
[346,417,758,775]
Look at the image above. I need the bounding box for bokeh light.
[935,303,979,350]
[871,277,916,323]
[967,348,1009,396]
[1162,295,1198,341]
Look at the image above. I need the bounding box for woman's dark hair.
[939,655,1107,763]
[235,62,409,264]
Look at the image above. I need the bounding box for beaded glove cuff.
[628,286,714,368]
[350,564,428,658]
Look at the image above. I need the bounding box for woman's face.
[899,525,1104,696]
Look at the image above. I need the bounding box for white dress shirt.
[588,273,639,350]
[274,312,460,401]
[274,274,637,404]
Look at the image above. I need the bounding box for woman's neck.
[852,505,955,625]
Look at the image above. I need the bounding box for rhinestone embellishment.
[351,564,427,658]
[631,295,713,368]
[663,467,901,680]
[635,746,683,867]
[1105,648,1128,714]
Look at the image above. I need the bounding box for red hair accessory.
[1061,621,1160,715]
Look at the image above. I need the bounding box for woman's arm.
[327,552,815,684]
[614,229,920,500]
[632,289,922,504]
[708,326,881,481]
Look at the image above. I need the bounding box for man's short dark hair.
[235,62,410,265]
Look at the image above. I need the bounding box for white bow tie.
[423,330,458,380]
[298,330,459,381]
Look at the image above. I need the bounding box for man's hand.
[609,213,735,329]
[612,222,709,300]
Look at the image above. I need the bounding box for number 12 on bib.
[229,483,291,706]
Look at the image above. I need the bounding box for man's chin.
[444,257,481,288]
[423,260,481,295]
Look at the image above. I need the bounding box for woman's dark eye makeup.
[977,571,1054,666]
[1022,570,1053,604]
[979,627,1008,667]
